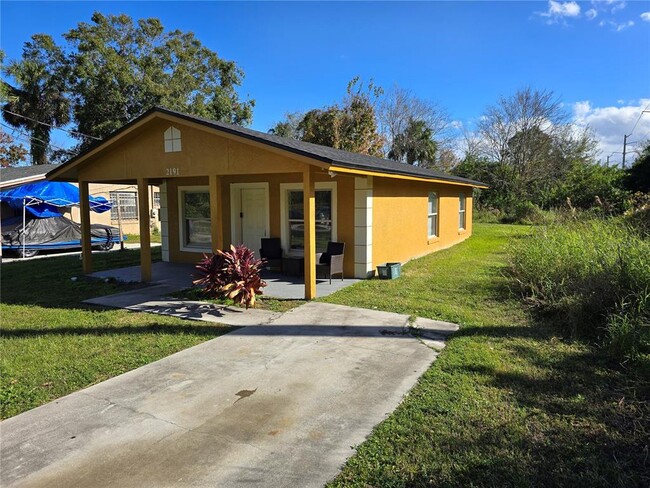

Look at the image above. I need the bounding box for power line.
[628,102,650,137]
[1,129,57,156]
[0,122,71,153]
[1,109,101,141]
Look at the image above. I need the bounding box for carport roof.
[47,107,487,188]
[1,163,60,189]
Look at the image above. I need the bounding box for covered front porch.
[89,261,359,300]
[47,108,375,300]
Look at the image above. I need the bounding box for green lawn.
[324,223,649,488]
[124,232,162,244]
[0,248,231,419]
[2,225,648,486]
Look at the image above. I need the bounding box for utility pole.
[622,134,628,169]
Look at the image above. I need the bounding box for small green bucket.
[377,262,401,279]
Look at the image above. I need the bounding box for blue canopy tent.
[0,181,114,257]
[0,181,111,217]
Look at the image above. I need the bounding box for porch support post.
[303,167,316,300]
[137,178,152,282]
[209,175,223,253]
[79,180,93,274]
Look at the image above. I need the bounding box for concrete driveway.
[1,302,457,488]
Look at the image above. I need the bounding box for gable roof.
[48,107,487,188]
[1,164,61,189]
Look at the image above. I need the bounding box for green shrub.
[473,207,502,223]
[623,192,650,238]
[509,219,650,359]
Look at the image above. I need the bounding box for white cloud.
[616,20,634,31]
[641,12,650,22]
[591,0,627,14]
[600,19,635,31]
[537,1,581,23]
[598,20,634,32]
[536,0,637,30]
[450,120,464,130]
[572,99,650,164]
[608,0,626,14]
[549,0,581,16]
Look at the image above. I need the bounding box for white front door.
[231,184,269,253]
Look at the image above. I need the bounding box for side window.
[428,192,438,237]
[110,191,138,220]
[459,193,466,230]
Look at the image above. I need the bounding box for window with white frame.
[287,189,333,253]
[164,126,182,152]
[428,192,438,237]
[153,191,161,209]
[109,191,138,220]
[180,189,211,249]
[459,193,466,230]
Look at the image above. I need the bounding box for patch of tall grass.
[509,218,649,360]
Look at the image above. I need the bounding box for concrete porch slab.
[88,262,360,300]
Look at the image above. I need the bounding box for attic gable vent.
[164,126,182,152]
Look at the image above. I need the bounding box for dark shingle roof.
[1,164,60,183]
[51,107,487,187]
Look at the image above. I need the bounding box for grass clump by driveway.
[1,248,231,419]
[324,223,649,488]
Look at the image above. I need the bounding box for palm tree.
[389,118,438,168]
[2,35,69,165]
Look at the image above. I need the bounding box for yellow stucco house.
[47,107,486,299]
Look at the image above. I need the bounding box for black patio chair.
[259,237,283,272]
[316,241,345,284]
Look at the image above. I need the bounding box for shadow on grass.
[1,324,451,340]
[450,342,650,487]
[0,248,165,310]
[1,323,234,338]
[396,417,645,488]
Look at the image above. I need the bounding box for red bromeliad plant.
[193,245,267,309]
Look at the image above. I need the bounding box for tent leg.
[22,198,26,259]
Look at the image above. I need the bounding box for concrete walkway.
[1,302,458,488]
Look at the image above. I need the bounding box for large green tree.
[64,12,255,147]
[270,78,384,157]
[472,88,596,208]
[2,36,69,164]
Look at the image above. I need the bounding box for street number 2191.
[165,167,180,176]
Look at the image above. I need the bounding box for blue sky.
[2,1,649,163]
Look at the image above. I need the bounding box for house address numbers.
[165,167,180,176]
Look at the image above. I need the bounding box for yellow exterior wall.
[372,177,473,268]
[76,118,307,183]
[64,113,478,278]
[165,173,356,277]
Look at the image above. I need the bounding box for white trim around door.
[229,182,270,252]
